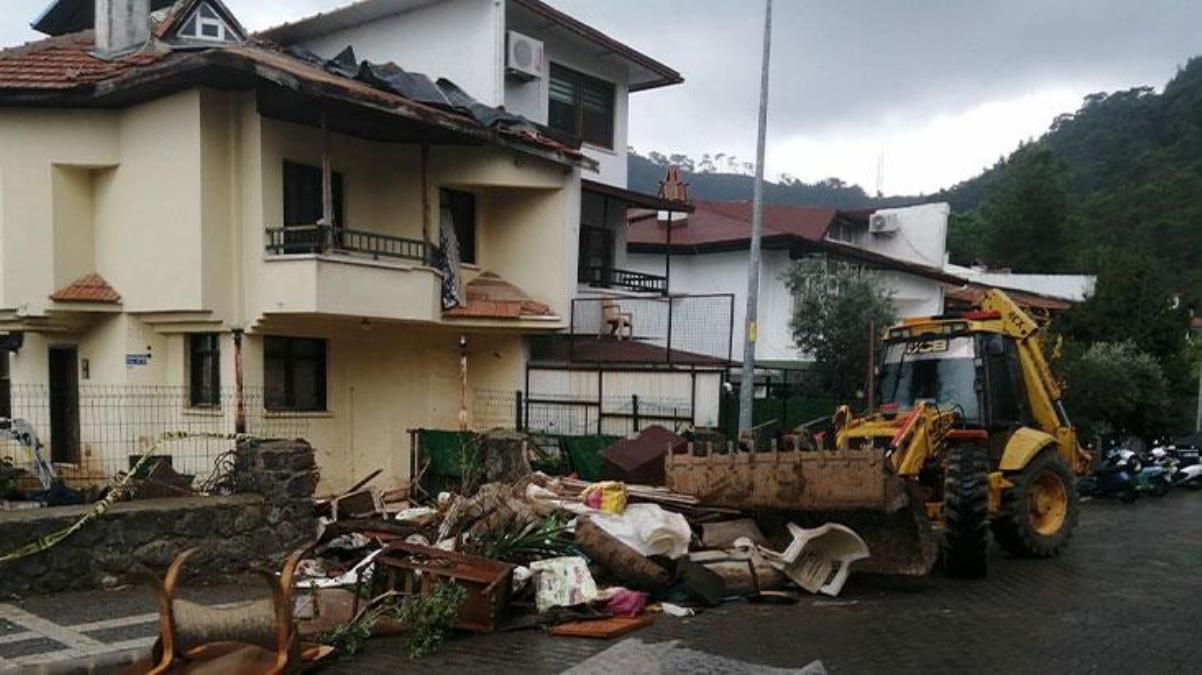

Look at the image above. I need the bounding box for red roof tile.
[0,31,164,90]
[444,272,554,320]
[627,200,839,251]
[50,273,121,304]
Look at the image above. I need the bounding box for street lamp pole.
[738,0,774,435]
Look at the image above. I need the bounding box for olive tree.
[784,257,896,400]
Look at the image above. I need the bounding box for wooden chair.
[128,546,327,675]
[599,299,632,341]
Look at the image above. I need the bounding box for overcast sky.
[4,0,1199,195]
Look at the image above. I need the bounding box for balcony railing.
[265,225,428,264]
[579,265,667,294]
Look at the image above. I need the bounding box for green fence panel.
[417,430,476,478]
[560,435,619,482]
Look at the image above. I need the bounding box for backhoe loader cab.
[825,290,1090,578]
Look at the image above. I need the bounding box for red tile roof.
[444,272,554,320]
[627,200,840,251]
[0,31,165,90]
[50,273,121,304]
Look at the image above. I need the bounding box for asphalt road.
[340,492,1202,674]
[2,491,1200,673]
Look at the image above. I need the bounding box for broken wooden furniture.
[599,299,633,341]
[130,546,328,674]
[366,541,514,632]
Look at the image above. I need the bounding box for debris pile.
[288,425,873,661]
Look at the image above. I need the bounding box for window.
[0,352,10,419]
[548,64,615,149]
[827,221,855,243]
[284,161,344,228]
[578,225,615,283]
[188,334,221,408]
[178,2,241,43]
[265,337,327,412]
[440,189,477,265]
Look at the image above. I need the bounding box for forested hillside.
[940,57,1202,308]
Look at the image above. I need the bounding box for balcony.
[579,265,667,295]
[260,224,442,324]
[265,224,428,263]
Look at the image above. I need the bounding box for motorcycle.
[1078,446,1140,503]
[1149,444,1202,489]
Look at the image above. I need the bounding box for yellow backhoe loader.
[667,288,1092,578]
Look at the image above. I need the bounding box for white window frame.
[181,3,236,43]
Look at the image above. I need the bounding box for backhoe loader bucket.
[665,447,939,576]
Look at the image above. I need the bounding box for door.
[49,347,80,464]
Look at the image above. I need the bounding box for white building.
[627,201,960,368]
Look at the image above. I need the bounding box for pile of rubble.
[290,427,871,652]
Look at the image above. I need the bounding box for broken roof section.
[4,4,586,167]
[256,0,683,93]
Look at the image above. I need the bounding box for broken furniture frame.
[365,541,515,633]
[142,545,323,674]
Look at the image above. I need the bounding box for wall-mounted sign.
[126,354,150,367]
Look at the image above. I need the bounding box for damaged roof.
[256,0,683,93]
[0,31,163,90]
[4,7,586,167]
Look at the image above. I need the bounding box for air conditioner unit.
[868,212,900,235]
[506,31,544,81]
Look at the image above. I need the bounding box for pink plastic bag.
[605,588,648,616]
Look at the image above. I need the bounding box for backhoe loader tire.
[942,444,990,579]
[992,449,1077,558]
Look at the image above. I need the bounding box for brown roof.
[627,200,843,252]
[0,32,583,165]
[443,272,554,320]
[0,31,165,90]
[50,273,121,304]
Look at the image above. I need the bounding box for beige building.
[0,0,606,493]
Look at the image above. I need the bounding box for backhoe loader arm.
[980,289,1064,408]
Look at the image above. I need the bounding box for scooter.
[1078,447,1140,503]
[1134,461,1172,497]
[1151,444,1202,489]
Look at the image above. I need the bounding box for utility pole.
[738,0,774,435]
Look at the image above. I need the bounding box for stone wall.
[0,439,318,598]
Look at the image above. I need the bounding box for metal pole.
[232,329,245,435]
[738,0,774,435]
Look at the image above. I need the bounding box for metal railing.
[579,265,668,294]
[265,224,428,263]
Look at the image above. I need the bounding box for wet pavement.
[2,492,1201,673]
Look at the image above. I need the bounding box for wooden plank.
[548,615,654,639]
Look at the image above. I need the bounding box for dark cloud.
[4,0,1198,190]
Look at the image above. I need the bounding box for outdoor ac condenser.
[506,31,545,81]
[869,212,900,235]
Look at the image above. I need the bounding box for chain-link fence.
[1,385,309,488]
